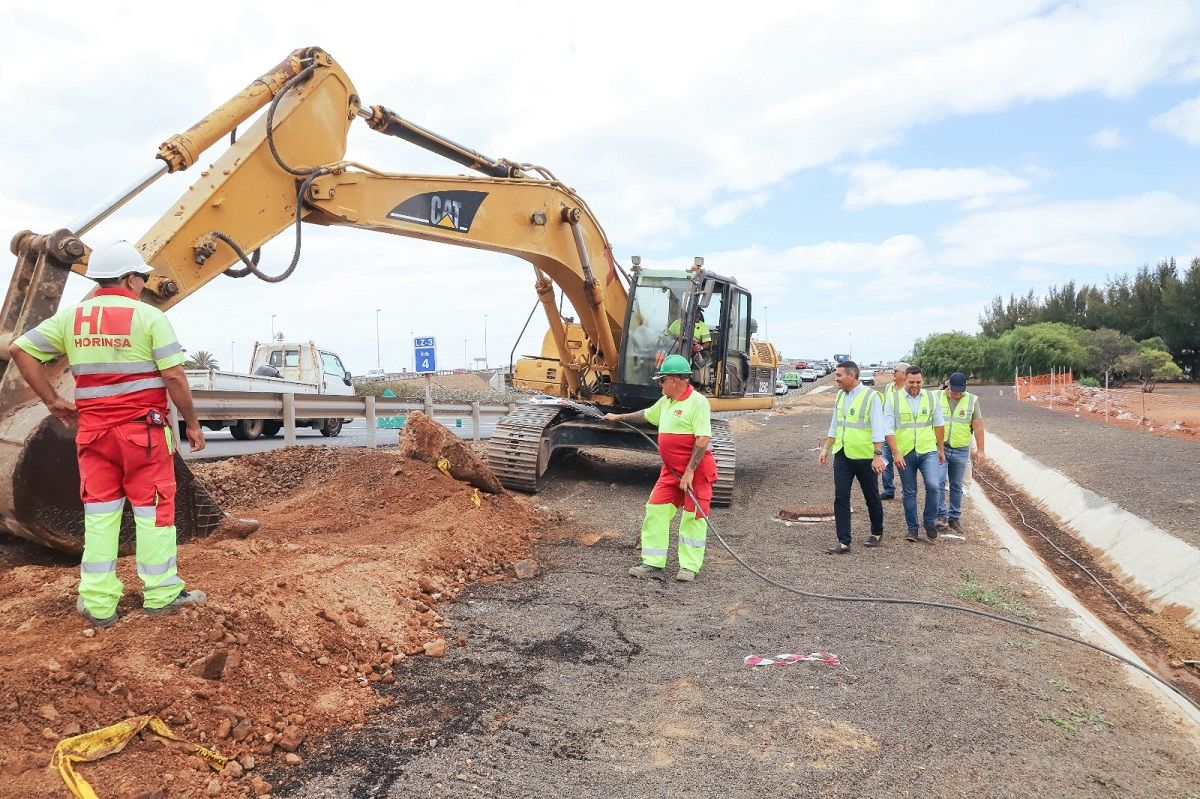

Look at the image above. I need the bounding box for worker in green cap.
[604,354,717,583]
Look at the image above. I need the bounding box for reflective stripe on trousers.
[639,502,708,573]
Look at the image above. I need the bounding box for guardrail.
[185,391,519,447]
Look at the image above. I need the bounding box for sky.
[2,1,1199,372]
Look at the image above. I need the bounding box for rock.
[221,759,244,779]
[238,754,256,771]
[206,626,225,643]
[131,790,164,799]
[205,778,222,796]
[275,725,304,752]
[107,681,130,699]
[418,576,438,594]
[215,718,232,739]
[231,718,253,742]
[82,628,95,638]
[284,753,303,765]
[195,650,228,681]
[316,656,330,666]
[397,412,504,493]
[61,722,81,736]
[226,650,242,671]
[423,639,447,658]
[251,776,273,796]
[514,559,538,579]
[36,704,60,722]
[2,753,40,776]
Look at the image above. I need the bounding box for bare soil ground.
[0,446,542,798]
[3,387,1198,798]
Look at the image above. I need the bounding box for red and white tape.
[743,652,840,667]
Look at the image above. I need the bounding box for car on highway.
[799,368,817,382]
[860,368,876,385]
[794,360,808,369]
[813,365,828,377]
[782,371,802,389]
[775,379,788,396]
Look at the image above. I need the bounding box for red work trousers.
[77,421,176,525]
[648,453,717,515]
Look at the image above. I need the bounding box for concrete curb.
[974,486,1200,728]
[987,433,1200,632]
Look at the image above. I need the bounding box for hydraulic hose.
[547,397,1200,715]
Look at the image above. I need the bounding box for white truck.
[186,341,354,440]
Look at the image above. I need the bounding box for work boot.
[212,515,260,540]
[905,529,919,543]
[948,518,964,535]
[935,517,949,532]
[628,563,664,580]
[675,569,696,582]
[880,493,895,501]
[825,544,850,555]
[925,525,939,541]
[76,596,118,628]
[144,589,208,616]
[863,535,882,548]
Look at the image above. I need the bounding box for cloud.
[701,192,769,227]
[838,161,1031,208]
[939,191,1200,267]
[1152,94,1200,144]
[1089,127,1129,149]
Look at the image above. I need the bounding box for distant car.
[813,365,828,377]
[775,379,788,396]
[799,368,817,382]
[365,368,386,381]
[860,368,876,386]
[794,360,808,369]
[782,371,802,388]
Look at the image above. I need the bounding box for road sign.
[414,336,437,374]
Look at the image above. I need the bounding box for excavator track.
[710,418,736,507]
[486,404,564,494]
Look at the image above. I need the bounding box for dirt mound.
[398,412,503,494]
[0,447,542,798]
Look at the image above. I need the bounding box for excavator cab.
[615,264,767,409]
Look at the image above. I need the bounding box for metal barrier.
[187,391,519,447]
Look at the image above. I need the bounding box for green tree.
[1079,328,1137,377]
[911,332,984,382]
[184,350,219,370]
[1003,322,1088,376]
[1116,347,1183,387]
[1156,258,1200,377]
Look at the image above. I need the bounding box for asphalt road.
[184,416,501,461]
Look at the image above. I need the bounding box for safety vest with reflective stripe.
[832,388,875,459]
[14,288,186,432]
[895,389,937,456]
[939,390,978,449]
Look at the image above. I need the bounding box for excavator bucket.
[0,231,225,553]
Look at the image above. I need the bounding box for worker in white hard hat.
[8,240,209,627]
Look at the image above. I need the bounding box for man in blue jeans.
[890,366,945,542]
[935,372,986,537]
[878,362,909,500]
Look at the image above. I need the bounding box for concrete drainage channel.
[975,433,1200,724]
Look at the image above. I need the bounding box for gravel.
[272,401,1200,798]
[975,386,1200,548]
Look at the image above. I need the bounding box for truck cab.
[251,342,354,395]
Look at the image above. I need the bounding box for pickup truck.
[186,341,354,440]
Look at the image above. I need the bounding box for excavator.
[0,46,779,553]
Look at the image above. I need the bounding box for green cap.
[654,353,692,378]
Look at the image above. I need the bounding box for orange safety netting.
[1016,371,1200,441]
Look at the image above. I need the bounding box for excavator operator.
[7,241,211,627]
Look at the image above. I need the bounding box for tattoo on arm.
[686,442,706,471]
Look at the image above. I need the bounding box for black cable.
[264,63,321,177]
[552,398,1200,715]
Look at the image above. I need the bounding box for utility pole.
[375,308,382,369]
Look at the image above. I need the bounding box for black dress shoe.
[825,544,851,555]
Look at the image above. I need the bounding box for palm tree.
[184,350,219,370]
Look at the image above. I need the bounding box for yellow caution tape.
[437,458,452,477]
[51,715,227,799]
[472,488,481,508]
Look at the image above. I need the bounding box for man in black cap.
[935,372,986,536]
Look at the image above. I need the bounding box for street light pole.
[230,341,235,372]
[271,314,277,342]
[464,339,468,370]
[763,305,769,342]
[409,330,414,372]
[483,314,489,370]
[375,308,382,369]
[848,330,852,359]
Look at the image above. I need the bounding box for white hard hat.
[85,240,153,281]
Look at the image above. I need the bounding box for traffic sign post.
[414,337,436,415]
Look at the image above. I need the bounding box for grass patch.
[1045,706,1115,734]
[955,573,1035,620]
